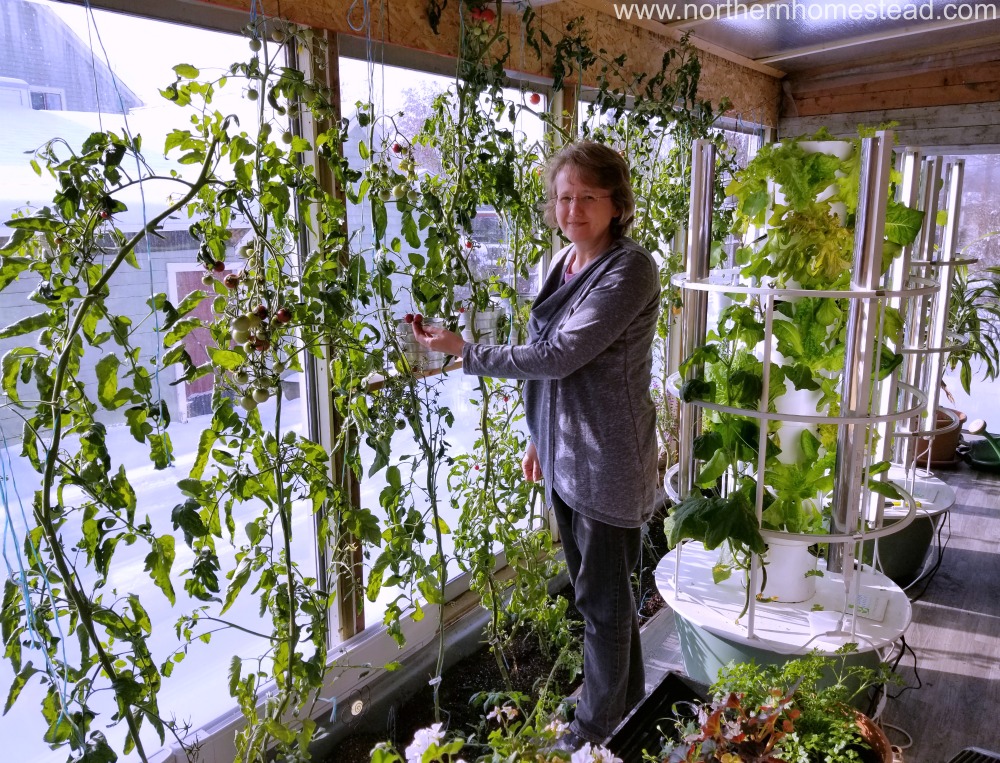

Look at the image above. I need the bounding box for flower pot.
[856,710,894,763]
[459,308,508,345]
[761,535,818,603]
[396,317,447,371]
[913,407,966,467]
[605,672,706,761]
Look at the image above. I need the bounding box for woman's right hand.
[522,441,542,483]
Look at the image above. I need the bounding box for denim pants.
[552,489,645,744]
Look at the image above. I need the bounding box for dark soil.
[321,506,671,763]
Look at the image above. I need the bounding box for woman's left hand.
[412,319,466,358]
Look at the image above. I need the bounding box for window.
[29,89,63,110]
[955,154,1000,272]
[3,7,558,760]
[338,57,546,631]
[0,5,309,760]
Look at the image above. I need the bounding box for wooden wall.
[780,46,1000,151]
[200,0,781,126]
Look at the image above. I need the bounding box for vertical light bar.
[677,139,716,499]
[877,148,921,469]
[900,156,943,467]
[828,131,894,574]
[923,159,965,433]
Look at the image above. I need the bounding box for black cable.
[886,634,923,700]
[906,509,952,602]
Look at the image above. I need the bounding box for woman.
[412,140,660,748]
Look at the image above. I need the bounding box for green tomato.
[240,395,258,411]
[235,371,250,385]
[249,38,262,52]
[378,188,392,201]
[233,315,251,332]
[392,184,408,199]
[252,388,270,403]
[247,88,259,101]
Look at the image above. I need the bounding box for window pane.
[339,59,541,629]
[0,4,313,760]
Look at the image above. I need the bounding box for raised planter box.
[606,671,706,761]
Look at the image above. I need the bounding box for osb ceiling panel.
[572,0,1000,76]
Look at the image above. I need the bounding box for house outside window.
[29,88,63,110]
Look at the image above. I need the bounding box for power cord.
[885,634,923,700]
[866,636,919,760]
[903,509,952,602]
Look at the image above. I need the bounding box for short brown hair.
[542,141,635,240]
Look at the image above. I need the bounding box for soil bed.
[321,506,671,763]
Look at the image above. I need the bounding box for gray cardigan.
[463,237,660,528]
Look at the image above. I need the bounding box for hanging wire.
[81,0,169,455]
[2,0,185,747]
[1,428,82,746]
[347,0,371,32]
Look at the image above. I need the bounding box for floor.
[639,461,1000,763]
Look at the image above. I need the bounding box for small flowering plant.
[369,702,625,763]
[369,722,466,763]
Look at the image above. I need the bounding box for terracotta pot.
[856,710,893,763]
[913,407,966,467]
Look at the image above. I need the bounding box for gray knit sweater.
[462,237,660,528]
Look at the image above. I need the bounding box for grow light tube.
[830,131,895,576]
[746,291,777,641]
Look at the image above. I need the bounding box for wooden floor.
[640,462,1000,763]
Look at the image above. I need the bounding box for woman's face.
[554,166,620,252]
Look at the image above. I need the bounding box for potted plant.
[669,131,920,607]
[0,19,404,762]
[654,650,893,763]
[915,263,1000,465]
[944,264,1000,395]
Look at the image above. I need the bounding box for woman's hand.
[522,441,542,483]
[411,317,466,358]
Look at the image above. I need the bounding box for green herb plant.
[656,650,891,763]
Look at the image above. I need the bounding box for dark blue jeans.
[552,489,645,744]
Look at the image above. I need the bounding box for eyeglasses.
[554,195,611,208]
